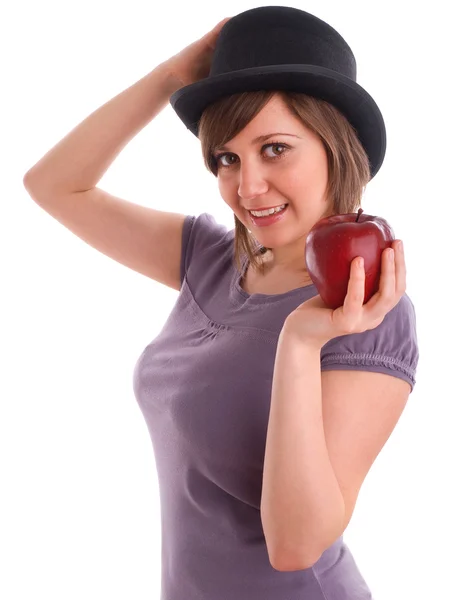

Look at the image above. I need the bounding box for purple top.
[133,212,419,600]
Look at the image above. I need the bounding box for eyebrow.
[215,133,301,152]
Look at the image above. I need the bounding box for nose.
[237,160,270,201]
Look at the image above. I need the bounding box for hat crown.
[211,7,357,80]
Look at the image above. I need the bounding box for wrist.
[279,320,324,354]
[155,62,185,93]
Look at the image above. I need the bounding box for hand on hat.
[163,17,232,89]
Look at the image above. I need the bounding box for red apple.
[305,208,396,309]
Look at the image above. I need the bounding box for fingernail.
[398,241,403,252]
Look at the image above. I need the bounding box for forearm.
[24,63,181,194]
[261,325,345,569]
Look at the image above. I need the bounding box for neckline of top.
[231,254,317,304]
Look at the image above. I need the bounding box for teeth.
[250,204,287,217]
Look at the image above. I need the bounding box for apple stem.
[356,208,364,222]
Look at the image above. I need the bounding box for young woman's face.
[213,94,334,268]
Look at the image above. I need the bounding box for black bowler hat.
[169,6,387,179]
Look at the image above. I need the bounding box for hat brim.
[169,64,386,178]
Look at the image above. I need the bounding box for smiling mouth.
[247,203,288,212]
[247,203,288,216]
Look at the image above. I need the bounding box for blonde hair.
[198,90,371,277]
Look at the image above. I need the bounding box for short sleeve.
[180,214,196,287]
[180,212,230,289]
[320,293,419,392]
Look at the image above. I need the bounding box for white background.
[3,0,448,598]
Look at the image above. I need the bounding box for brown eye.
[214,143,289,169]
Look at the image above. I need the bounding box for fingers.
[342,256,365,313]
[338,241,406,333]
[380,240,406,299]
[379,246,396,301]
[364,240,406,314]
[212,17,232,33]
[394,241,407,295]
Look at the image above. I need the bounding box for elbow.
[271,552,318,572]
[264,525,321,572]
[23,170,40,193]
[23,171,33,188]
[268,542,320,572]
[23,168,39,184]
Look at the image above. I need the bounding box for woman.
[24,6,419,599]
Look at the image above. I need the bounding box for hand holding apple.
[304,208,396,309]
[284,237,406,350]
